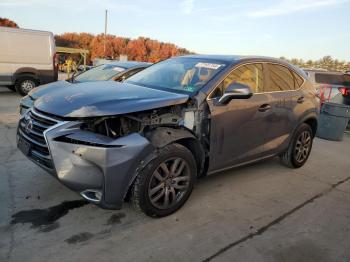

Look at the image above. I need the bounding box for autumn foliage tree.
[1,17,191,63]
[0,18,19,28]
[55,32,192,64]
[55,32,94,50]
[281,56,350,72]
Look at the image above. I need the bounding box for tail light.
[53,53,59,70]
[338,87,349,97]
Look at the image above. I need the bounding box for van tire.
[15,76,37,96]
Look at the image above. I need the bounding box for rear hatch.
[314,72,350,102]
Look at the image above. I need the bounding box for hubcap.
[294,131,311,163]
[148,157,191,209]
[21,80,35,93]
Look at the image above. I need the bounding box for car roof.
[177,54,244,63]
[107,61,152,69]
[177,54,307,77]
[178,54,294,65]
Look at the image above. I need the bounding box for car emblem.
[25,119,33,133]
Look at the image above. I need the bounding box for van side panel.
[0,27,56,85]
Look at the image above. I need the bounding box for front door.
[207,63,271,172]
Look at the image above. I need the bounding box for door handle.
[297,96,305,103]
[258,104,271,112]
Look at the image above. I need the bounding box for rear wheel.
[15,77,37,96]
[132,143,196,217]
[280,123,313,168]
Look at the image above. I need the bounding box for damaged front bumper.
[17,109,154,209]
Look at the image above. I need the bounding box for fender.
[145,127,196,148]
[285,109,318,149]
[120,127,198,203]
[295,109,318,134]
[274,109,319,157]
[145,126,206,176]
[13,67,39,82]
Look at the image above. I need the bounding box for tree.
[0,18,19,28]
[127,37,148,61]
[90,34,116,60]
[146,39,161,62]
[55,32,93,49]
[283,56,350,71]
[55,32,192,64]
[55,32,94,63]
[112,37,129,58]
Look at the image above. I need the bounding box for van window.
[315,73,350,86]
[266,64,295,92]
[211,63,264,97]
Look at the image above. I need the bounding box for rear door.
[263,63,305,154]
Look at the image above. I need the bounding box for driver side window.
[211,63,264,98]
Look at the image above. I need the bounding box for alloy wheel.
[148,157,191,209]
[294,130,312,163]
[21,80,35,93]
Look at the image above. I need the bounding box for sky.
[1,0,350,61]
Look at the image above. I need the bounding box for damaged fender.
[146,127,196,148]
[145,127,206,176]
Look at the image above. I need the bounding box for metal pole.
[83,53,86,71]
[104,9,108,58]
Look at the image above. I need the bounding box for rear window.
[315,73,350,86]
[266,64,295,92]
[292,71,304,89]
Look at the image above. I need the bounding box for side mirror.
[218,83,253,104]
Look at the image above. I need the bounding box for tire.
[15,76,37,96]
[280,123,313,168]
[131,143,197,217]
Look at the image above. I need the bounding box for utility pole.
[104,9,108,58]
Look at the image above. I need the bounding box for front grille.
[18,109,60,169]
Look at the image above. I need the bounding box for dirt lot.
[1,87,350,262]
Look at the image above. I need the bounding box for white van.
[0,27,58,95]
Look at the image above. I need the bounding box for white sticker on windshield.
[112,67,125,72]
[195,62,223,70]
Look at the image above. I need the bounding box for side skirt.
[207,153,278,176]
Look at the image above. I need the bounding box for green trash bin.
[316,102,350,141]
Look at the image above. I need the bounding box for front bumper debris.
[17,109,154,209]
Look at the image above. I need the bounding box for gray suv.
[17,55,319,217]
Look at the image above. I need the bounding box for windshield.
[74,64,126,82]
[125,58,227,93]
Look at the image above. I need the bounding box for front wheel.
[280,123,313,168]
[132,143,197,217]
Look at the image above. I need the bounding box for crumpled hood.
[29,80,71,99]
[34,81,189,118]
